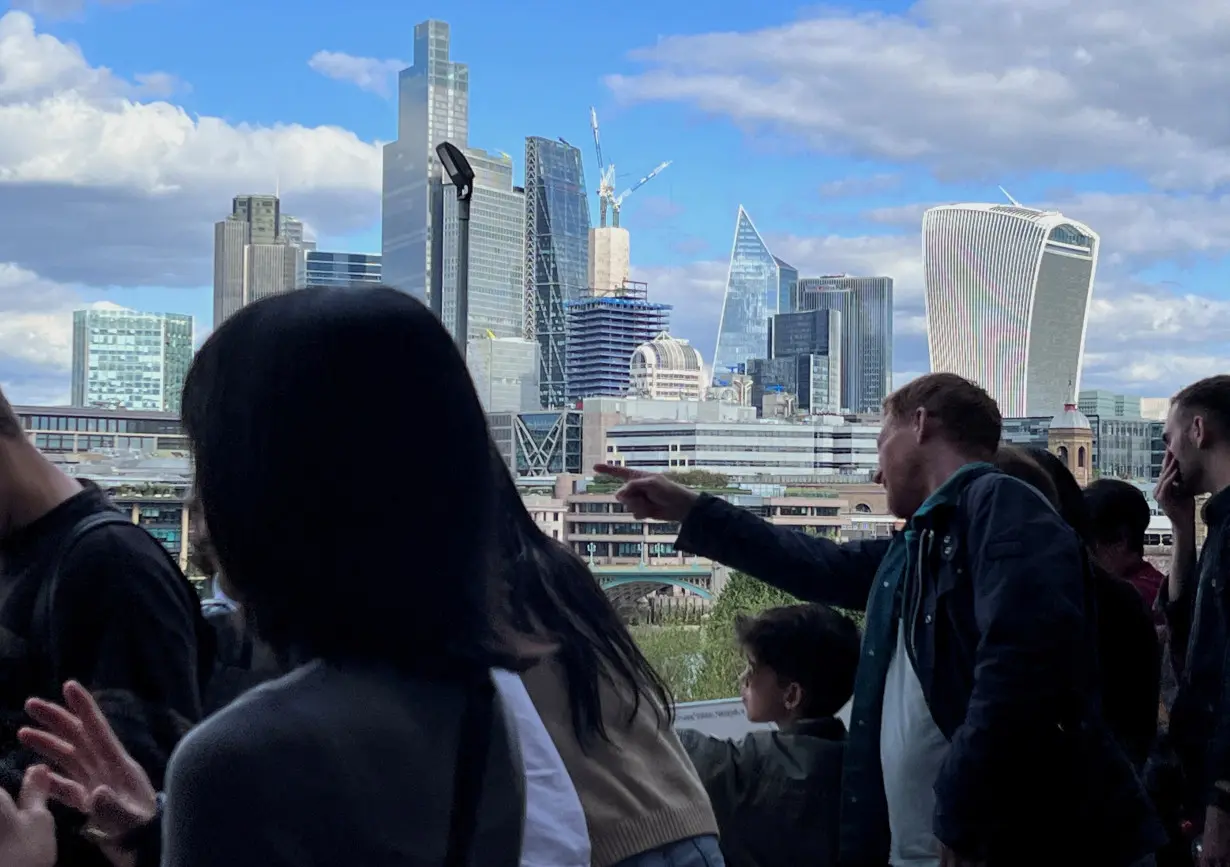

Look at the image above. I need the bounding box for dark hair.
[0,387,20,439]
[494,452,674,747]
[883,372,1001,456]
[1172,375,1230,439]
[993,445,1059,505]
[181,287,537,672]
[735,604,860,718]
[1023,446,1092,544]
[1084,479,1151,557]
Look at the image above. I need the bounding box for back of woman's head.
[1023,445,1093,545]
[491,453,674,745]
[993,445,1060,507]
[182,287,521,671]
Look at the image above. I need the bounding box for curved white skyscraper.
[922,203,1099,417]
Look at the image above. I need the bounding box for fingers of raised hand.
[63,682,126,766]
[18,726,90,784]
[18,767,51,814]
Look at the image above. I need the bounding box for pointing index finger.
[594,463,646,481]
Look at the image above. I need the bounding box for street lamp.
[435,141,475,358]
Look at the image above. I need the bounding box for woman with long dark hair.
[9,288,544,867]
[494,458,723,867]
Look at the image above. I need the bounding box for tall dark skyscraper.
[524,137,590,409]
[798,276,893,413]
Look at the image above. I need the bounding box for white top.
[491,670,591,867]
[880,619,951,867]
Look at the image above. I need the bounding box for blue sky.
[2,0,1228,405]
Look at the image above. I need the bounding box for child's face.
[739,654,802,725]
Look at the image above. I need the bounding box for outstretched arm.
[675,495,890,610]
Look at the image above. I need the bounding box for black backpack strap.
[32,511,136,683]
[443,673,495,867]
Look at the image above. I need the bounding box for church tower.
[1047,403,1095,487]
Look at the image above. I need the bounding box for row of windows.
[22,415,183,434]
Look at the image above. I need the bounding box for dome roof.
[631,332,703,372]
[1050,403,1091,430]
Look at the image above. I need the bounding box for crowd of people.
[0,285,1225,867]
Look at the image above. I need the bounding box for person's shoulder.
[964,470,1062,518]
[58,511,187,593]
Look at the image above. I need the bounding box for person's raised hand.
[1154,451,1196,529]
[0,765,57,867]
[19,681,157,867]
[592,464,699,523]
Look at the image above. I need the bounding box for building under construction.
[565,280,670,401]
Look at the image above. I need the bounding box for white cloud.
[0,10,383,401]
[606,0,1230,190]
[308,51,405,97]
[0,11,380,293]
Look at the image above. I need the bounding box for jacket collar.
[909,461,999,527]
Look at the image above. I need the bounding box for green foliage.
[662,469,733,491]
[634,570,866,703]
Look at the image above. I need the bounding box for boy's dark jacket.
[0,485,202,867]
[675,463,1166,867]
[679,717,845,867]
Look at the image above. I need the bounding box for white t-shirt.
[492,670,591,867]
[879,619,951,867]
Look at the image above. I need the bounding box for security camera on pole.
[436,141,476,359]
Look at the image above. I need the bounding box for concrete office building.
[628,333,705,402]
[438,147,525,340]
[382,20,469,303]
[213,194,300,326]
[923,203,1099,416]
[71,309,194,414]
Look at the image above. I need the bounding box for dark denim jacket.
[1163,486,1230,813]
[676,463,1165,866]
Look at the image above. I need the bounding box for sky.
[2,0,1229,406]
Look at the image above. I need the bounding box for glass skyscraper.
[71,309,194,413]
[305,251,383,288]
[798,276,894,413]
[438,147,524,340]
[524,137,590,409]
[711,207,797,385]
[381,20,469,302]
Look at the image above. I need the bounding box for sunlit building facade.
[213,195,299,325]
[381,20,469,302]
[467,336,539,414]
[439,147,524,340]
[923,203,1099,417]
[525,137,591,409]
[629,333,704,401]
[711,207,798,385]
[71,309,194,413]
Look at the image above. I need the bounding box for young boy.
[678,603,860,867]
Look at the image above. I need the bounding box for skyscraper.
[524,137,590,409]
[923,203,1099,417]
[798,276,894,413]
[382,20,469,302]
[467,337,539,414]
[566,282,670,400]
[438,147,524,340]
[213,194,299,326]
[711,207,797,385]
[71,309,194,413]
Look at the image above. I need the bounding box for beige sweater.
[521,658,717,867]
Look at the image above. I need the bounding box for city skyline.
[1,3,1226,406]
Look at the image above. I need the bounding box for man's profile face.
[1163,403,1205,495]
[876,411,925,519]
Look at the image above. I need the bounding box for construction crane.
[589,106,671,228]
[611,160,671,228]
